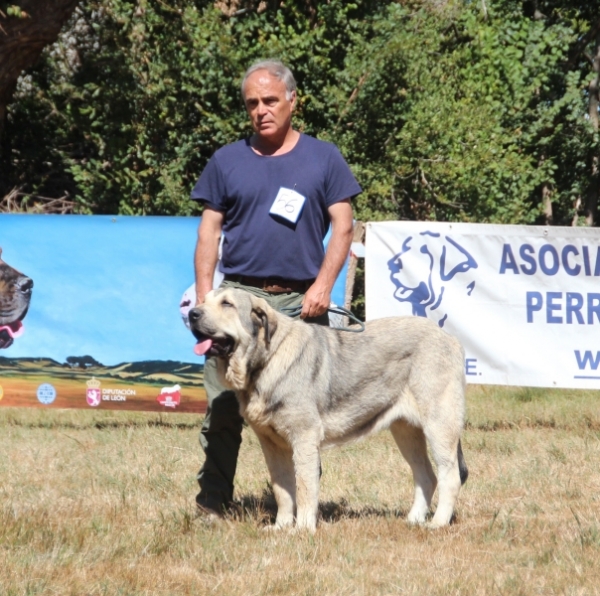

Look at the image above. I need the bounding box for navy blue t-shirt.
[190,134,362,280]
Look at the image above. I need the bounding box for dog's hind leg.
[424,422,463,528]
[256,434,296,529]
[390,420,437,525]
[292,433,321,532]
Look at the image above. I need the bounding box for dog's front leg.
[256,433,296,529]
[292,436,321,532]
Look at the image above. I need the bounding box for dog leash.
[279,305,365,333]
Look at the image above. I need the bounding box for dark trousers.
[196,279,329,509]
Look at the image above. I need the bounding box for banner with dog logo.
[0,214,349,413]
[366,221,600,389]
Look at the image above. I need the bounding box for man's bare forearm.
[194,209,223,305]
[315,223,353,293]
[302,200,354,318]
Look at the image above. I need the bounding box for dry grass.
[1,385,600,595]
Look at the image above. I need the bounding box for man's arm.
[301,199,354,319]
[194,207,224,306]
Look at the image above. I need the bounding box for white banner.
[366,221,600,389]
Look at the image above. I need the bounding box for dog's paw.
[406,509,428,525]
[262,520,293,533]
[424,519,452,530]
[290,521,317,534]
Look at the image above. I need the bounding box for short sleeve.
[324,146,362,206]
[190,154,227,211]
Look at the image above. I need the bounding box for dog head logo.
[0,248,34,349]
[387,232,478,327]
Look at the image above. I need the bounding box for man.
[190,59,361,517]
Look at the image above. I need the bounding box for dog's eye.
[221,300,234,308]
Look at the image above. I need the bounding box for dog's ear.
[250,300,277,348]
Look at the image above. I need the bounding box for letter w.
[574,350,600,370]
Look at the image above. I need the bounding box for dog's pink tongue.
[194,339,213,356]
[0,321,24,338]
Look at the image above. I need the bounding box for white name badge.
[269,187,306,224]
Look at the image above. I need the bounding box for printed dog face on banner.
[0,248,33,349]
[387,231,478,327]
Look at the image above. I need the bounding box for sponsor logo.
[387,232,478,327]
[37,383,57,405]
[101,388,134,402]
[157,384,181,408]
[86,377,102,407]
[87,377,136,405]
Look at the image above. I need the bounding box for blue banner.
[0,214,348,411]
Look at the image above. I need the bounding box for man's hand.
[301,281,331,319]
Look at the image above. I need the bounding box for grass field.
[1,385,599,595]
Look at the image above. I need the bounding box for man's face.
[243,69,296,142]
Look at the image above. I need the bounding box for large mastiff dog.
[0,248,33,349]
[189,288,468,532]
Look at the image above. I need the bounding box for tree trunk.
[585,42,600,226]
[538,154,553,225]
[542,182,553,225]
[0,0,79,140]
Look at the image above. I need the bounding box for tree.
[1,0,381,213]
[329,1,599,226]
[0,1,80,139]
[504,0,600,225]
[2,0,599,226]
[66,355,103,368]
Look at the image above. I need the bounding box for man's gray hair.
[241,59,297,100]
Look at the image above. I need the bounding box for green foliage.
[1,0,599,225]
[331,1,598,224]
[0,3,29,18]
[2,0,382,214]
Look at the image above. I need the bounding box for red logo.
[157,384,181,408]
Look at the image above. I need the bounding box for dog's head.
[387,233,477,327]
[188,288,278,390]
[0,248,34,349]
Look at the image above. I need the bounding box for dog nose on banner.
[18,277,34,295]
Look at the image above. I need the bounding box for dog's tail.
[457,440,469,485]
